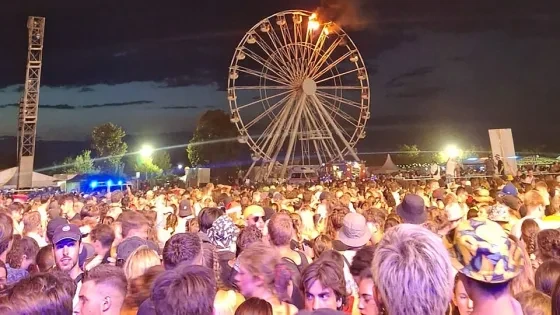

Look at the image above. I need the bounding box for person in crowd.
[235,297,273,315]
[349,245,375,285]
[301,259,347,312]
[243,205,266,231]
[514,290,551,315]
[356,268,379,315]
[151,264,217,315]
[122,245,160,281]
[0,272,75,315]
[75,264,128,315]
[85,223,116,271]
[52,223,84,309]
[535,259,560,296]
[235,242,298,314]
[0,260,6,289]
[116,211,159,265]
[449,218,524,315]
[451,275,473,315]
[22,211,47,247]
[395,194,427,225]
[5,236,39,284]
[137,232,203,315]
[372,224,453,315]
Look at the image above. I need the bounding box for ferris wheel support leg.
[264,95,296,178]
[311,95,360,161]
[244,159,257,182]
[266,95,299,178]
[280,93,307,178]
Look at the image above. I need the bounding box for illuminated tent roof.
[0,167,59,188]
[370,154,401,174]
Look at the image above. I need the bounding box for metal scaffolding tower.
[17,17,45,189]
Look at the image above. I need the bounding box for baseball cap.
[178,200,193,218]
[52,224,82,244]
[501,183,518,197]
[47,217,69,243]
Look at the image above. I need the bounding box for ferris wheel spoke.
[307,35,344,75]
[305,97,345,160]
[316,95,359,126]
[243,92,293,129]
[302,104,332,163]
[266,94,300,166]
[304,28,331,77]
[315,68,361,84]
[242,48,294,82]
[252,32,295,81]
[280,93,307,176]
[316,86,363,90]
[316,91,363,109]
[311,49,355,80]
[235,85,293,90]
[260,94,298,158]
[310,94,359,161]
[236,66,291,86]
[236,89,292,111]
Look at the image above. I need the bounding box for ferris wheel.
[228,10,370,179]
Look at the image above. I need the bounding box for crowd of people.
[0,173,559,314]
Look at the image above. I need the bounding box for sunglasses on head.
[252,215,265,223]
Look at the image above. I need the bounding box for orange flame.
[308,12,320,31]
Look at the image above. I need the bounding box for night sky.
[1,0,559,154]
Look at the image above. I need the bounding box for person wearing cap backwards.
[448,218,524,315]
[52,223,84,310]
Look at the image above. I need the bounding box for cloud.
[385,66,435,87]
[161,105,199,109]
[12,85,24,93]
[0,103,76,109]
[41,104,76,110]
[78,87,95,93]
[81,100,153,108]
[386,87,443,99]
[0,100,153,110]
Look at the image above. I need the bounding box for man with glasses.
[243,205,266,231]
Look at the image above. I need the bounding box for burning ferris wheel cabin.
[227,10,371,180]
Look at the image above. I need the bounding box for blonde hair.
[123,245,160,281]
[213,289,245,315]
[372,224,453,315]
[237,243,291,302]
[514,290,551,315]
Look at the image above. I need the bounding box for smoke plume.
[317,0,372,31]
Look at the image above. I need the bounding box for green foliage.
[91,123,128,173]
[61,150,99,174]
[187,110,241,167]
[133,156,162,175]
[152,151,172,171]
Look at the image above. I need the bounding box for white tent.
[0,167,60,188]
[370,154,401,174]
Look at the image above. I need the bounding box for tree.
[91,123,128,173]
[187,110,241,167]
[60,150,99,174]
[152,151,172,171]
[132,156,162,179]
[395,144,420,165]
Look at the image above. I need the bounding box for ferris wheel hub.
[302,78,317,96]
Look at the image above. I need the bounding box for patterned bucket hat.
[448,218,523,283]
[488,204,510,223]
